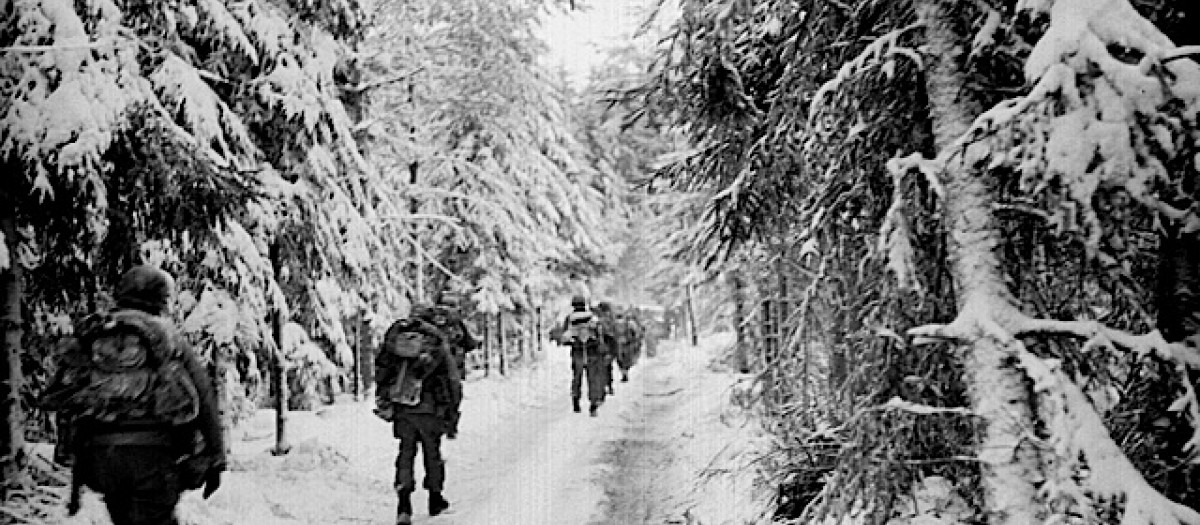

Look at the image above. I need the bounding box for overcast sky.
[539,1,675,87]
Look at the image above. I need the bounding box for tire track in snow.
[427,347,637,524]
[590,351,683,525]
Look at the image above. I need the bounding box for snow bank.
[639,332,773,524]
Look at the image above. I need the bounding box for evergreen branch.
[1017,348,1200,525]
[1013,319,1200,370]
[343,67,426,94]
[1161,45,1200,63]
[0,39,135,53]
[879,397,976,417]
[398,228,463,284]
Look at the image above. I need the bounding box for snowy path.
[52,333,770,525]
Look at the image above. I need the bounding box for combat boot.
[396,489,413,524]
[589,401,600,417]
[429,491,450,516]
[572,398,581,413]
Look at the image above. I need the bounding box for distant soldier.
[614,309,643,382]
[560,295,607,416]
[40,265,226,524]
[592,301,619,395]
[375,312,462,524]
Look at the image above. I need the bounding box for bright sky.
[539,1,675,86]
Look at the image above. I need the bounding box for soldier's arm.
[179,340,226,465]
[457,320,480,351]
[437,343,462,408]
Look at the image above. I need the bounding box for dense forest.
[4,0,1200,523]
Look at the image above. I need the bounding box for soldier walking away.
[39,265,226,525]
[374,311,462,525]
[560,295,607,416]
[416,292,479,438]
[614,309,643,382]
[592,301,619,395]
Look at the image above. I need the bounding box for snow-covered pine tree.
[362,0,626,323]
[0,0,406,486]
[641,0,1200,521]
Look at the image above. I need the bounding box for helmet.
[115,265,176,315]
[570,295,587,308]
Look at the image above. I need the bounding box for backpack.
[40,309,201,426]
[561,311,601,351]
[379,318,444,407]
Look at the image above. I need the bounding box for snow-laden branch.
[807,21,925,125]
[0,38,135,53]
[374,213,463,228]
[1013,318,1200,370]
[879,397,977,417]
[397,228,464,284]
[1161,45,1200,64]
[1017,349,1200,525]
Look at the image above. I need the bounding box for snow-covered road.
[53,333,770,525]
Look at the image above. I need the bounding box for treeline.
[0,0,630,491]
[637,0,1200,522]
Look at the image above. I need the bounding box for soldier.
[416,293,479,437]
[40,265,225,525]
[424,293,480,380]
[375,312,462,525]
[614,308,643,382]
[592,301,619,395]
[560,295,607,415]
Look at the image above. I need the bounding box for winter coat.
[376,318,463,418]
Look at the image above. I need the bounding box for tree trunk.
[351,308,362,401]
[481,312,491,377]
[0,212,27,490]
[268,241,291,456]
[497,312,506,375]
[535,306,543,355]
[685,281,698,347]
[777,255,790,350]
[731,269,749,373]
[917,1,1038,521]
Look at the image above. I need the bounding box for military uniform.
[593,302,619,395]
[375,313,461,524]
[614,311,643,382]
[414,299,477,437]
[561,297,608,415]
[43,266,225,525]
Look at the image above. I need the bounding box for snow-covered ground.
[47,332,772,524]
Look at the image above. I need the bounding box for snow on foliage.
[2,0,145,200]
[194,0,261,65]
[150,54,255,162]
[0,232,8,272]
[883,0,1200,521]
[280,321,337,379]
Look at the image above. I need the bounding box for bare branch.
[343,67,426,94]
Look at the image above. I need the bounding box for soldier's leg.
[393,417,421,492]
[586,356,606,404]
[416,415,446,492]
[570,356,585,409]
[604,355,615,393]
[99,447,180,525]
